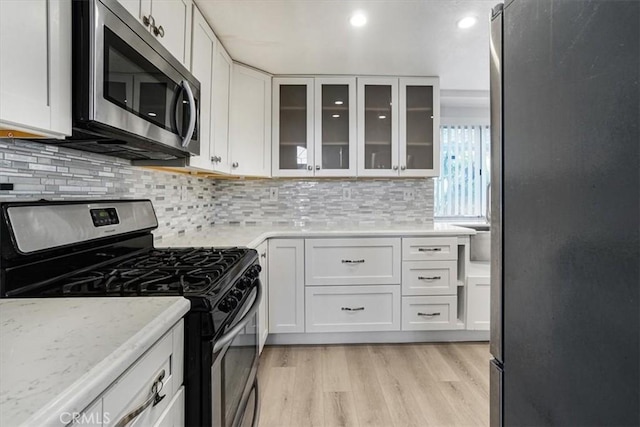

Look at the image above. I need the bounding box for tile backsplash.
[0,139,214,239]
[1,139,434,238]
[212,179,433,226]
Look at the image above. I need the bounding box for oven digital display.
[90,208,119,227]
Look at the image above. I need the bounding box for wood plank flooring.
[257,342,490,427]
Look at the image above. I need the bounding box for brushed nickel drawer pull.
[342,307,365,311]
[418,312,441,317]
[418,276,442,280]
[341,259,365,264]
[418,248,442,252]
[114,370,166,427]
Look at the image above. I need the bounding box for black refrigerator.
[489,1,639,426]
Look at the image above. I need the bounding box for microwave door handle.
[180,80,196,148]
[212,279,263,354]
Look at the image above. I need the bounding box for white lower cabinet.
[402,237,458,261]
[305,238,401,286]
[305,285,401,333]
[466,276,491,331]
[402,260,457,295]
[268,239,305,333]
[76,320,185,427]
[402,296,458,331]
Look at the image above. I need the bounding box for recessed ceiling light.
[457,16,477,29]
[378,115,386,119]
[334,100,344,105]
[332,114,340,118]
[147,112,157,117]
[350,12,367,27]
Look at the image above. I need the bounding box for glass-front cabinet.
[314,77,357,176]
[273,77,357,177]
[357,77,440,177]
[399,77,440,177]
[274,76,439,178]
[272,78,314,177]
[357,78,399,177]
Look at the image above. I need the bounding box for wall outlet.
[342,188,352,200]
[269,187,279,201]
[403,189,415,201]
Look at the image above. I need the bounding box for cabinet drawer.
[104,321,183,427]
[305,238,401,285]
[305,285,401,332]
[402,296,458,330]
[402,237,458,261]
[402,261,457,295]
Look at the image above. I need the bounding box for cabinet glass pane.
[364,85,392,170]
[279,85,308,170]
[405,85,434,169]
[321,84,349,169]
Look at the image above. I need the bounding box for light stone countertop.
[156,223,476,249]
[0,297,190,427]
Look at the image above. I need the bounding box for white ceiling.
[194,0,496,91]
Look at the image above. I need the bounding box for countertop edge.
[160,226,477,249]
[245,228,476,248]
[22,298,191,427]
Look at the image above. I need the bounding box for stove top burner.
[40,247,252,297]
[114,248,247,270]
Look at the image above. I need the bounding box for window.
[434,125,491,218]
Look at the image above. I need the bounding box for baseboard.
[265,330,490,345]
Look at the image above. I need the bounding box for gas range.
[0,200,262,427]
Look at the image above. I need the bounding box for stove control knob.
[237,277,252,290]
[230,289,243,300]
[218,296,238,313]
[247,265,262,278]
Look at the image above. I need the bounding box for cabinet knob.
[153,25,165,38]
[392,165,399,170]
[232,162,239,168]
[307,165,313,171]
[142,15,155,28]
[261,252,266,258]
[315,165,321,170]
[400,165,406,170]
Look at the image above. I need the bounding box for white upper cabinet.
[357,77,399,177]
[357,77,440,177]
[314,77,357,177]
[0,0,71,138]
[187,6,216,171]
[399,77,440,177]
[272,77,315,177]
[210,42,232,174]
[229,64,272,177]
[116,0,192,69]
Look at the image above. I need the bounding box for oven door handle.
[176,80,196,148]
[250,378,260,427]
[213,279,263,354]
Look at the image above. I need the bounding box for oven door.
[84,0,200,154]
[212,283,262,427]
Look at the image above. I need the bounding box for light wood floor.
[257,342,490,427]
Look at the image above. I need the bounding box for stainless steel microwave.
[60,0,200,161]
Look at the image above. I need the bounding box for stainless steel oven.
[66,0,200,161]
[212,283,261,427]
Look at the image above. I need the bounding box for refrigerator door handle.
[489,2,504,363]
